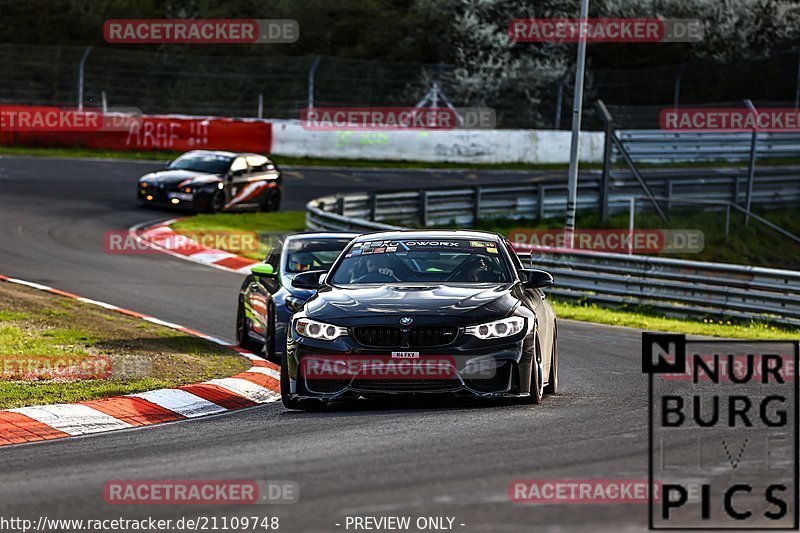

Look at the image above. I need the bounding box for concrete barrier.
[270,120,604,164]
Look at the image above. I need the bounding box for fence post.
[628,197,635,255]
[101,91,107,113]
[673,64,686,109]
[336,195,344,215]
[554,74,566,129]
[795,49,800,110]
[258,93,264,119]
[307,56,321,111]
[420,190,429,227]
[743,99,758,226]
[597,100,613,222]
[77,46,92,111]
[473,186,481,225]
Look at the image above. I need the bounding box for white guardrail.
[306,186,800,327]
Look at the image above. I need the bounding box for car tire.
[236,297,264,354]
[265,302,277,363]
[206,190,225,213]
[544,334,558,395]
[261,188,281,212]
[523,335,543,404]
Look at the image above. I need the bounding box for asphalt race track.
[0,155,655,532]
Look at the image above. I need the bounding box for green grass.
[171,211,307,260]
[0,281,249,409]
[553,300,800,340]
[476,206,800,270]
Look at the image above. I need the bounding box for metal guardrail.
[306,182,800,326]
[515,248,800,327]
[615,130,800,163]
[307,168,800,228]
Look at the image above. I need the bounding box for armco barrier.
[305,187,800,326]
[0,105,272,153]
[516,246,800,327]
[306,168,800,228]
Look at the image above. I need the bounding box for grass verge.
[171,211,307,261]
[0,281,249,409]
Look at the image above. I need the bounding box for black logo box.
[643,333,800,531]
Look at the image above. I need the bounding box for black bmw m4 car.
[281,230,558,410]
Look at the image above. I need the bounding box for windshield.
[168,153,232,174]
[329,239,511,284]
[285,238,353,273]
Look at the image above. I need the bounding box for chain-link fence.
[2,44,800,129]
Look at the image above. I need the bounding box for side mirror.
[292,270,326,290]
[251,263,276,277]
[163,160,172,169]
[520,268,554,289]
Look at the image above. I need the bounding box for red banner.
[0,105,272,153]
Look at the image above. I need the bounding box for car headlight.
[295,318,347,340]
[465,317,525,339]
[285,295,306,313]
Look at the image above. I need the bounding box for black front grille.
[409,326,458,347]
[351,379,461,391]
[304,378,349,394]
[352,326,401,347]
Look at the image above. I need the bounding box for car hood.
[306,283,517,324]
[139,169,222,187]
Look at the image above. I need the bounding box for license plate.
[391,351,419,359]
[168,192,194,201]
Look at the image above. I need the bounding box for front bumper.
[137,187,214,211]
[284,332,532,401]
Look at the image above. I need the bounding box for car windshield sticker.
[354,239,497,253]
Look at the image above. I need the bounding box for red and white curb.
[129,219,258,274]
[0,274,280,447]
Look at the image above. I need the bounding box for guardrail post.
[369,193,378,221]
[666,180,672,211]
[725,203,731,239]
[473,186,482,225]
[597,100,613,222]
[420,190,428,227]
[537,184,545,221]
[335,195,345,215]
